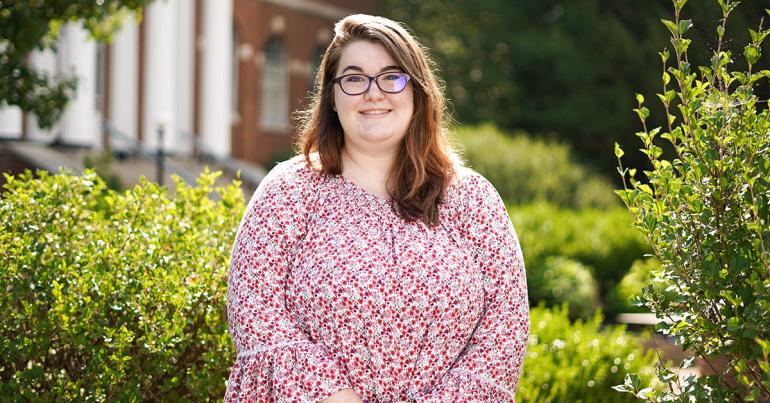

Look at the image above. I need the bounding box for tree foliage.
[383,0,769,171]
[615,0,770,399]
[0,1,152,129]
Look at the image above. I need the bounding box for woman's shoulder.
[257,155,320,189]
[250,154,323,206]
[449,164,499,199]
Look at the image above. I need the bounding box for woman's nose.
[363,78,385,100]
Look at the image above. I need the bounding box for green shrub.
[615,0,770,399]
[0,169,659,401]
[83,151,123,191]
[0,169,244,401]
[509,202,650,293]
[454,124,618,209]
[517,304,659,402]
[526,256,600,320]
[605,258,661,316]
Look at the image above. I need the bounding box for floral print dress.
[225,156,529,403]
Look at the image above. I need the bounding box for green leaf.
[679,20,693,35]
[757,338,770,355]
[612,384,632,393]
[749,28,759,42]
[745,45,761,65]
[675,0,689,13]
[615,142,625,158]
[661,19,679,36]
[717,0,729,14]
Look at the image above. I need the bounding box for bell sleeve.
[417,175,530,402]
[224,165,352,402]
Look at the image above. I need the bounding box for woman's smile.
[359,108,392,117]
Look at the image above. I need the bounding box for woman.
[225,14,529,403]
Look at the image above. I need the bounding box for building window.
[260,36,289,131]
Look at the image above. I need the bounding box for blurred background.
[1,0,767,190]
[1,0,769,400]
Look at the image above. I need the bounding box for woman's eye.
[344,75,366,83]
[382,73,402,81]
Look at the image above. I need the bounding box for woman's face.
[333,40,414,154]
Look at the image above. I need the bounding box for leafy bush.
[605,258,661,317]
[454,124,618,209]
[615,0,770,399]
[517,304,658,402]
[83,151,123,191]
[0,169,244,401]
[0,169,656,401]
[509,202,650,293]
[526,256,600,320]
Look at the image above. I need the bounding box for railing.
[103,121,265,188]
[103,120,199,186]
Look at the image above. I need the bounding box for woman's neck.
[341,145,396,197]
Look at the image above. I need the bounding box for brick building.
[0,0,376,172]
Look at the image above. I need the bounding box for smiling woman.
[224,14,529,403]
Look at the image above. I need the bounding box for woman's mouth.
[359,109,391,116]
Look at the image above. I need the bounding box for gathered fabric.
[225,156,529,403]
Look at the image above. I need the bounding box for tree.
[0,1,152,130]
[615,0,770,399]
[382,0,769,172]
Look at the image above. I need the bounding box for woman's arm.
[417,175,529,402]
[225,164,354,402]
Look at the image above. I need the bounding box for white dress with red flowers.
[225,156,529,403]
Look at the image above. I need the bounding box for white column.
[0,106,22,139]
[176,0,196,156]
[60,23,101,148]
[143,0,178,152]
[109,13,139,152]
[25,47,58,142]
[200,0,233,157]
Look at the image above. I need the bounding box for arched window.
[260,36,289,131]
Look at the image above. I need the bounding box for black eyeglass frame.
[332,71,412,96]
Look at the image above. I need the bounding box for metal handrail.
[102,120,198,185]
[103,121,265,188]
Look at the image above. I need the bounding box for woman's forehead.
[337,41,398,74]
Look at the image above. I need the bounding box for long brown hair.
[296,14,459,227]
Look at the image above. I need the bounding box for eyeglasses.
[332,71,411,96]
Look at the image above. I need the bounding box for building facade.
[0,0,375,167]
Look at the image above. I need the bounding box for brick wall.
[231,0,377,166]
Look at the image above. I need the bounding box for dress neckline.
[335,170,468,206]
[337,173,392,204]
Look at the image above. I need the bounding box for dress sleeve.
[224,165,352,402]
[418,175,530,402]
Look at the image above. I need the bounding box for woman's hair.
[296,14,459,227]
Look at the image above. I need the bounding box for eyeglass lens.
[339,73,409,95]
